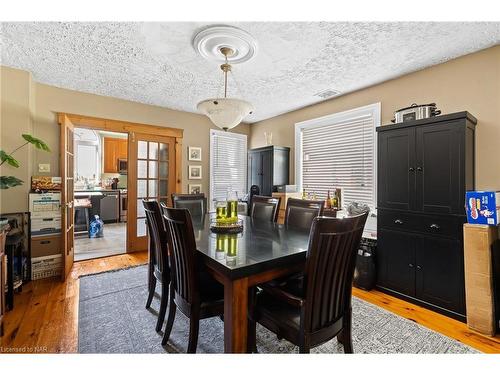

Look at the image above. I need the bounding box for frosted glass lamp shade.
[197,98,253,130]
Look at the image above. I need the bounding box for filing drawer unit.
[29,192,62,279]
[376,112,477,321]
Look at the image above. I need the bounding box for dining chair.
[171,193,207,217]
[161,206,224,353]
[249,195,281,222]
[142,200,171,332]
[248,212,369,353]
[284,198,325,231]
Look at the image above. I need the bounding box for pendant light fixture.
[197,46,254,131]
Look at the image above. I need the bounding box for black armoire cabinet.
[376,111,477,321]
[248,146,290,196]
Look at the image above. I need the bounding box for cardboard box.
[463,224,499,336]
[31,176,61,191]
[465,191,500,225]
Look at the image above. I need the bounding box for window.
[210,130,247,208]
[295,103,380,210]
[74,128,100,180]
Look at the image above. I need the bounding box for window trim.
[294,102,381,209]
[209,129,248,208]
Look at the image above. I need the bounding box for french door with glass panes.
[128,133,176,251]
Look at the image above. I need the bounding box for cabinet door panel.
[247,152,262,193]
[377,128,416,210]
[260,150,273,196]
[376,228,416,296]
[104,138,118,173]
[415,122,462,214]
[415,236,465,314]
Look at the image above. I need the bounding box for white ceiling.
[1,22,499,123]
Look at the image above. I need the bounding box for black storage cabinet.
[376,111,477,321]
[247,146,290,196]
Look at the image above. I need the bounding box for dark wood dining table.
[192,215,311,353]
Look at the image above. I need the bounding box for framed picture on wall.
[188,184,202,194]
[188,146,202,161]
[188,165,202,179]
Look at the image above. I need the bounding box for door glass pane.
[137,199,146,217]
[159,180,168,197]
[148,161,158,178]
[159,143,169,161]
[137,180,147,198]
[138,141,148,159]
[138,160,147,178]
[149,142,159,160]
[148,180,157,197]
[159,162,168,179]
[137,218,146,237]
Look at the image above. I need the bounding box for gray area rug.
[78,265,478,354]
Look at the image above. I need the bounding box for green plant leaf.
[22,134,51,152]
[0,176,24,189]
[0,150,20,167]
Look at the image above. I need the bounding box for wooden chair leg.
[187,314,200,353]
[155,281,169,332]
[342,308,353,354]
[247,318,257,353]
[161,289,176,346]
[299,344,310,353]
[247,286,258,353]
[146,277,156,309]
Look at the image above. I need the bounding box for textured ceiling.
[1,22,499,123]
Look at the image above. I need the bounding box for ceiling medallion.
[193,25,258,64]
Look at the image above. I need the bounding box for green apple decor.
[0,134,51,189]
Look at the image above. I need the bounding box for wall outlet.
[38,163,51,173]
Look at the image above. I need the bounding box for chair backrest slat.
[285,198,324,231]
[250,195,281,222]
[162,206,200,304]
[171,193,207,218]
[302,213,368,334]
[142,200,169,276]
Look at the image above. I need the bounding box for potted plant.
[0,134,51,189]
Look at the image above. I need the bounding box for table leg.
[223,277,248,353]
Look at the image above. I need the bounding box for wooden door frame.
[57,113,183,254]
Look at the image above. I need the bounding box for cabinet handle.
[416,265,422,270]
[409,167,415,172]
[416,166,423,171]
[429,224,440,230]
[409,263,414,268]
[394,219,404,225]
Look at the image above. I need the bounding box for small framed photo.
[188,146,202,161]
[188,165,202,179]
[188,184,202,194]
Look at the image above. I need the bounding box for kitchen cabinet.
[376,112,476,321]
[248,146,290,196]
[104,137,127,173]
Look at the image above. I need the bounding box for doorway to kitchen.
[58,113,183,274]
[73,128,128,261]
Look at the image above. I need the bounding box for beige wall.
[249,46,500,190]
[0,67,35,213]
[1,66,249,212]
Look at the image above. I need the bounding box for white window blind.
[296,104,380,210]
[210,130,247,207]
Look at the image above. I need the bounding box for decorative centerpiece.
[210,188,243,234]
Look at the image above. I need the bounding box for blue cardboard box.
[465,191,500,225]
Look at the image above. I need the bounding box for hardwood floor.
[0,251,147,353]
[0,250,499,353]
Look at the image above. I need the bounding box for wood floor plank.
[1,251,499,353]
